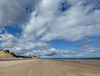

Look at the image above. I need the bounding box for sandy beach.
[0,59,100,76]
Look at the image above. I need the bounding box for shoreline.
[1,58,100,65]
[55,59,100,65]
[0,59,100,76]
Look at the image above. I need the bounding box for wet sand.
[61,59,100,65]
[0,59,100,76]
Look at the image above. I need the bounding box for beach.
[0,59,100,76]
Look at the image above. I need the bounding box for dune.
[0,50,37,59]
[0,50,16,58]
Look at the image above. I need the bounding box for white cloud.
[23,48,75,58]
[0,0,100,57]
[0,0,40,32]
[40,0,100,41]
[22,0,100,42]
[0,33,17,48]
[22,42,100,58]
[76,44,100,57]
[0,31,48,53]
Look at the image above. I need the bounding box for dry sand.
[0,50,16,59]
[0,59,100,76]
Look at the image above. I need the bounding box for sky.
[0,0,100,58]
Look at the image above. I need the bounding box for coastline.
[0,59,100,76]
[56,59,100,65]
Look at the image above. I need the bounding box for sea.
[48,58,100,65]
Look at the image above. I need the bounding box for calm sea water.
[56,58,100,65]
[53,58,100,60]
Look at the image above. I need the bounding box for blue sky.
[0,0,100,58]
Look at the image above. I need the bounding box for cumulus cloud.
[73,38,100,57]
[75,44,100,58]
[0,0,100,58]
[23,48,75,58]
[0,0,40,32]
[0,33,17,48]
[22,0,100,42]
[40,0,100,41]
